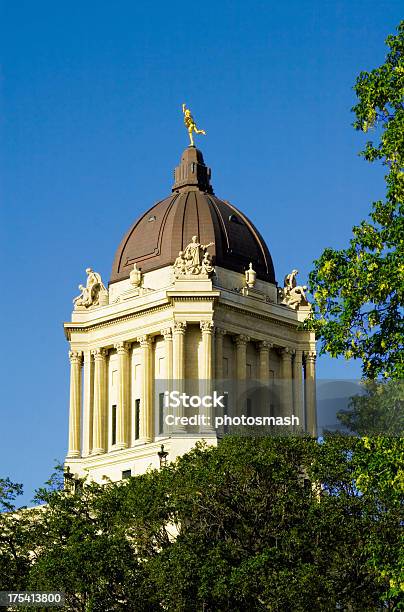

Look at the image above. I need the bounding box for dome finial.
[182,103,206,147]
[172,146,213,194]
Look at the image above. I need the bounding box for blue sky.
[1,1,401,505]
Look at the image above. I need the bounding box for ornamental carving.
[280,347,295,357]
[91,348,108,360]
[173,236,215,278]
[304,351,316,364]
[245,263,257,288]
[200,321,214,333]
[173,321,187,333]
[129,263,142,287]
[234,334,250,346]
[114,341,131,354]
[136,335,152,347]
[73,268,109,310]
[161,328,173,340]
[278,269,309,310]
[69,350,83,364]
[258,340,273,351]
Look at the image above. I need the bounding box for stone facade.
[65,264,316,482]
[64,146,316,483]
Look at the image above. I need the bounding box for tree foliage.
[307,20,404,379]
[353,436,404,601]
[1,436,402,610]
[337,379,404,436]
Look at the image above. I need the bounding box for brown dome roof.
[110,147,276,285]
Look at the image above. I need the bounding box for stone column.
[293,349,304,430]
[214,328,226,381]
[161,328,173,383]
[172,322,187,431]
[137,336,153,442]
[280,348,294,417]
[114,341,130,449]
[161,328,173,434]
[173,322,186,381]
[258,341,271,381]
[200,321,214,381]
[235,334,249,379]
[82,350,93,457]
[235,335,249,415]
[67,351,83,458]
[258,341,272,415]
[91,348,108,455]
[304,351,317,436]
[200,321,215,433]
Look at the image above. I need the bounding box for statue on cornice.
[245,263,257,288]
[173,251,187,277]
[73,268,109,309]
[173,236,214,278]
[279,269,308,309]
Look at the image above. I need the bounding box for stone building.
[64,145,316,482]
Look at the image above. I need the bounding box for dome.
[110,147,276,285]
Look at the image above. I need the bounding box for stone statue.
[173,251,187,277]
[245,263,257,288]
[182,104,206,147]
[73,268,109,309]
[173,236,214,278]
[201,250,214,275]
[279,269,308,309]
[130,263,142,287]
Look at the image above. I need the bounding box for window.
[111,405,117,446]
[134,399,140,440]
[122,470,131,479]
[158,393,165,435]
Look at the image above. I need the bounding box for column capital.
[137,335,152,348]
[234,334,250,347]
[114,341,131,354]
[161,328,173,340]
[69,350,83,364]
[173,321,187,334]
[258,340,273,351]
[214,326,227,336]
[91,348,107,360]
[200,321,214,333]
[280,346,294,357]
[304,351,316,363]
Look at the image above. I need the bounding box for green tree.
[0,477,23,513]
[0,478,31,592]
[337,379,404,436]
[148,437,397,610]
[27,468,156,612]
[307,20,404,379]
[1,438,402,610]
[353,436,404,602]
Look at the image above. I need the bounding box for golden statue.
[182,103,206,146]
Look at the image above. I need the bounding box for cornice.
[217,302,300,331]
[167,293,220,302]
[64,303,172,339]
